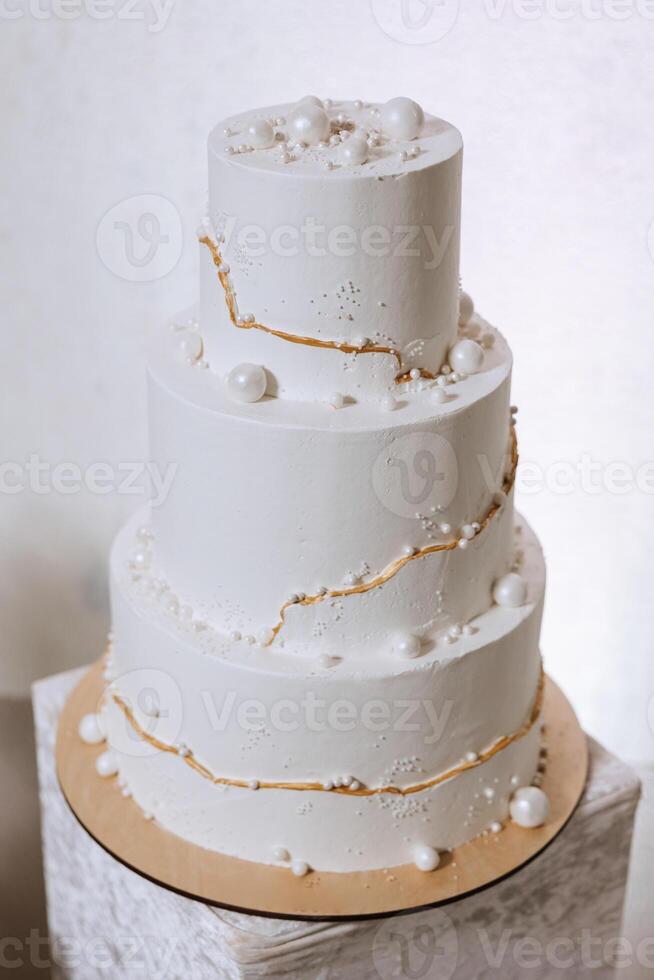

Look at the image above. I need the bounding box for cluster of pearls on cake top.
[222,95,426,170]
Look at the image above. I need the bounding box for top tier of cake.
[201,97,463,401]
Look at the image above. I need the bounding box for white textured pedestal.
[35,668,641,980]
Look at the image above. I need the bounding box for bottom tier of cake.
[99,512,546,874]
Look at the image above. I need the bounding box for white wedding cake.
[84,97,549,876]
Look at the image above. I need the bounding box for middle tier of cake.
[148,313,516,660]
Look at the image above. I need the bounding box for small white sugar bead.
[78,713,105,745]
[414,845,440,872]
[95,751,118,778]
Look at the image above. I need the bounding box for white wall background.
[2,0,653,764]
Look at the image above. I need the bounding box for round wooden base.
[56,660,587,921]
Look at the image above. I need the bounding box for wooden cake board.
[56,659,588,921]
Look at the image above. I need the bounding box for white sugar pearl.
[457,538,468,550]
[493,572,528,607]
[329,392,344,410]
[382,97,425,141]
[459,291,475,326]
[273,846,290,862]
[78,713,105,745]
[230,631,242,641]
[226,363,267,403]
[247,118,275,147]
[438,523,451,534]
[343,572,359,586]
[414,845,440,872]
[248,779,260,790]
[483,786,496,800]
[432,388,448,404]
[288,104,330,145]
[95,751,118,778]
[339,135,369,166]
[449,339,484,375]
[172,331,203,365]
[490,821,503,833]
[510,786,550,828]
[462,524,476,540]
[465,751,479,763]
[257,627,274,646]
[409,368,421,381]
[381,394,397,412]
[291,860,310,877]
[394,633,422,659]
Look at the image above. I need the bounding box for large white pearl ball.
[247,118,276,148]
[95,751,118,778]
[394,633,422,659]
[288,104,330,145]
[414,845,440,872]
[509,786,550,828]
[339,135,369,167]
[449,339,484,375]
[381,97,425,141]
[459,291,475,325]
[78,713,105,745]
[493,572,528,608]
[226,363,267,403]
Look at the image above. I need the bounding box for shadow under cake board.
[56,659,588,921]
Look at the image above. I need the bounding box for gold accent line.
[267,425,519,645]
[200,235,402,365]
[111,662,543,798]
[395,368,437,384]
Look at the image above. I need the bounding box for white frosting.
[148,317,514,656]
[102,512,544,871]
[201,100,462,401]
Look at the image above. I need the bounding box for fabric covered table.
[34,667,641,979]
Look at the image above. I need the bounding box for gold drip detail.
[200,235,402,365]
[111,662,543,798]
[266,425,519,646]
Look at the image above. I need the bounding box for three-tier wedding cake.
[81,96,549,877]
